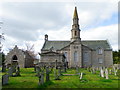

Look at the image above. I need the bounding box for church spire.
[73,7,78,19]
[71,7,81,42]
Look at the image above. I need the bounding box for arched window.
[98,48,102,54]
[74,51,78,62]
[12,55,18,60]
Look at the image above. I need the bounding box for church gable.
[42,41,70,51]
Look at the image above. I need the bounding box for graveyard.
[1,66,119,88]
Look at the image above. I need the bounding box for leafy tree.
[113,50,120,64]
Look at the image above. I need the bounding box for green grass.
[2,68,119,88]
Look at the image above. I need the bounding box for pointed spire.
[73,7,78,18]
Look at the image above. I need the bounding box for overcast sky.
[0,0,118,54]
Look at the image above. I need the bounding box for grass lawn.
[1,68,119,88]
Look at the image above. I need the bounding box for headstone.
[54,69,60,80]
[109,69,112,75]
[79,72,83,80]
[76,66,79,74]
[7,67,13,76]
[55,60,57,69]
[100,68,104,77]
[38,70,44,85]
[36,66,40,76]
[46,67,50,82]
[2,74,9,85]
[41,71,44,84]
[2,64,6,72]
[58,67,62,76]
[105,68,109,79]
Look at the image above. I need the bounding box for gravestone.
[105,68,109,79]
[54,69,60,80]
[109,69,112,75]
[38,70,44,85]
[41,71,44,84]
[2,74,9,85]
[14,66,21,76]
[46,67,50,82]
[76,66,79,74]
[79,72,83,80]
[36,66,40,76]
[100,68,104,77]
[55,60,57,69]
[2,64,6,72]
[7,67,13,76]
[58,67,62,76]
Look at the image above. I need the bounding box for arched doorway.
[12,55,18,66]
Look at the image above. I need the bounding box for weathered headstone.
[76,66,79,74]
[105,68,109,79]
[7,67,13,76]
[38,70,44,85]
[55,60,57,69]
[109,69,112,75]
[46,67,50,82]
[36,66,40,76]
[58,67,62,76]
[54,69,60,80]
[2,64,6,72]
[2,74,9,85]
[79,72,83,80]
[100,68,104,77]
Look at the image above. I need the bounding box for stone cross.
[105,68,109,79]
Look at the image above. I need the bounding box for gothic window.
[98,58,103,64]
[74,51,78,62]
[75,31,77,36]
[64,52,67,62]
[98,48,102,54]
[12,55,18,60]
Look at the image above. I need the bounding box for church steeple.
[73,7,78,19]
[71,7,81,42]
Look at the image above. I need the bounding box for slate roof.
[41,40,112,51]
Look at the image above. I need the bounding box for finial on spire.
[73,7,78,18]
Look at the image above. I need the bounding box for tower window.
[75,31,77,36]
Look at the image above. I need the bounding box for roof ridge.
[47,40,70,42]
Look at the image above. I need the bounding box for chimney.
[45,34,48,41]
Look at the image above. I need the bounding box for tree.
[113,50,120,64]
[25,43,37,59]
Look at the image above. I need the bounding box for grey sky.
[0,1,118,54]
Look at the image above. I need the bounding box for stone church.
[40,7,113,68]
[5,45,34,68]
